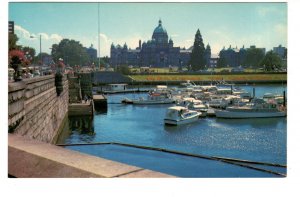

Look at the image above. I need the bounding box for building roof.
[153,19,168,35]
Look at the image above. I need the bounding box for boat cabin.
[165,106,188,119]
[108,84,128,91]
[216,88,232,95]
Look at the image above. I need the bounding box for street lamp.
[30,34,42,64]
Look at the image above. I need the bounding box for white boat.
[132,96,175,105]
[164,106,201,125]
[208,95,231,108]
[215,98,286,118]
[122,94,175,105]
[177,97,208,117]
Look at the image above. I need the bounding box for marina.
[57,83,287,177]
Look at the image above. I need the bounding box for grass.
[129,73,287,82]
[130,67,267,74]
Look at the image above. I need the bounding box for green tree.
[116,65,130,75]
[217,50,227,68]
[51,39,90,67]
[34,52,51,65]
[21,46,36,62]
[243,47,265,68]
[189,29,206,71]
[100,56,110,65]
[9,34,20,51]
[260,51,282,71]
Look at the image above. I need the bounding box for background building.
[110,19,208,68]
[219,45,265,67]
[9,21,14,34]
[86,44,97,65]
[273,44,287,59]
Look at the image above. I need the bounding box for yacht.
[215,98,286,118]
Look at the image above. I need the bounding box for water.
[57,84,287,177]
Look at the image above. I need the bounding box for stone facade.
[8,75,69,144]
[219,45,265,67]
[110,19,193,68]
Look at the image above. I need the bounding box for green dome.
[153,19,167,34]
[152,19,168,44]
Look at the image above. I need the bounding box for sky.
[9,2,287,57]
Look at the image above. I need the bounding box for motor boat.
[122,93,175,105]
[215,98,286,118]
[177,97,208,117]
[164,106,201,125]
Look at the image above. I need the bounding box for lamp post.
[30,34,42,64]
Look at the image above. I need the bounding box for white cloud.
[14,25,64,54]
[38,33,49,40]
[15,25,63,42]
[15,25,31,39]
[99,33,111,43]
[50,34,63,42]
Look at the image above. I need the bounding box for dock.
[69,100,94,116]
[93,94,107,110]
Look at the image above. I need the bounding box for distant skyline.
[9,2,287,57]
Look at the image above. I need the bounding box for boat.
[177,97,208,117]
[122,93,175,105]
[215,98,286,118]
[164,106,201,125]
[208,95,231,109]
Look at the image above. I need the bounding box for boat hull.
[164,113,200,125]
[215,110,286,119]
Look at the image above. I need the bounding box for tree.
[21,46,36,62]
[9,34,20,51]
[116,65,130,75]
[51,39,90,67]
[189,29,206,71]
[34,52,51,65]
[260,51,282,71]
[100,56,110,66]
[217,50,227,68]
[243,47,265,68]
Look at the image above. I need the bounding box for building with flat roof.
[9,21,14,34]
[273,44,287,59]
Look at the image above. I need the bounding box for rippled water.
[58,84,287,177]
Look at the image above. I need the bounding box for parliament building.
[110,19,210,68]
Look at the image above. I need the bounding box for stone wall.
[8,75,69,144]
[68,75,82,103]
[77,72,92,98]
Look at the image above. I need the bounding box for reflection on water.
[215,117,286,128]
[56,115,95,144]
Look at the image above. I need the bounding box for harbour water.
[57,84,287,177]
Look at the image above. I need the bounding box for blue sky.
[9,2,287,57]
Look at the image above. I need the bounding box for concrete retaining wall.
[8,75,69,143]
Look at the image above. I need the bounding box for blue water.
[59,84,287,177]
